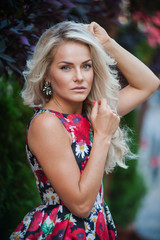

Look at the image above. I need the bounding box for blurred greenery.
[0,73,41,238]
[105,110,146,227]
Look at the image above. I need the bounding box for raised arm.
[88,22,160,116]
[28,99,120,218]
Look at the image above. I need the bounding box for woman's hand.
[87,21,111,46]
[91,99,120,143]
[87,23,159,117]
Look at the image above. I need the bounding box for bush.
[0,73,41,238]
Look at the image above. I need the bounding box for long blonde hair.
[22,21,130,173]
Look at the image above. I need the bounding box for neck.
[44,98,83,114]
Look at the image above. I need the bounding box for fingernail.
[94,101,96,105]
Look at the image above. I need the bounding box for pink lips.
[71,86,86,92]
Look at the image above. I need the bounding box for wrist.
[102,38,117,58]
[93,132,111,147]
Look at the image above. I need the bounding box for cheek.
[56,72,71,86]
[52,74,66,87]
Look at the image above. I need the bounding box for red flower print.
[50,110,64,119]
[26,230,43,240]
[14,221,23,232]
[99,185,102,194]
[71,228,86,239]
[74,121,90,145]
[27,211,43,232]
[50,207,59,222]
[35,170,48,183]
[96,212,109,240]
[63,223,72,240]
[109,230,116,239]
[67,115,81,126]
[66,115,91,145]
[52,220,69,239]
[81,156,89,170]
[41,212,48,225]
[46,222,72,240]
[69,221,74,228]
[60,201,65,206]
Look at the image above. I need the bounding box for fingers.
[90,101,98,122]
[87,22,99,36]
[91,98,120,123]
[91,99,109,115]
[87,22,95,33]
[91,99,107,118]
[91,99,120,140]
[86,21,110,46]
[95,99,113,117]
[97,99,108,114]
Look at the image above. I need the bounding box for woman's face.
[46,41,94,106]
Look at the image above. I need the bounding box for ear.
[45,76,51,83]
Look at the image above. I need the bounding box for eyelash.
[83,64,92,69]
[60,64,92,71]
[60,66,70,70]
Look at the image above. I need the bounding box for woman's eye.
[83,64,92,69]
[61,66,69,70]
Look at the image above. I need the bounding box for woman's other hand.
[87,21,111,46]
[91,99,120,143]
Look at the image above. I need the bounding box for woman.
[10,21,159,239]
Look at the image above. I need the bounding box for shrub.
[0,73,41,238]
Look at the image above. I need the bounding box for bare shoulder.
[28,112,72,154]
[29,112,62,131]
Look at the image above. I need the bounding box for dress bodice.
[26,109,96,206]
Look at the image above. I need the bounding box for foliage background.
[0,0,160,238]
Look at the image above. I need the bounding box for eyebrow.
[58,59,92,64]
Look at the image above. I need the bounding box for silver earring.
[43,81,53,96]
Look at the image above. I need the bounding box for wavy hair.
[22,21,130,173]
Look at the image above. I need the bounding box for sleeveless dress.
[10,108,117,240]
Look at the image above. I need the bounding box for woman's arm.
[28,99,120,218]
[88,22,160,116]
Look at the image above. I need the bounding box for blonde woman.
[10,21,159,239]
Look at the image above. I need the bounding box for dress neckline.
[35,108,87,118]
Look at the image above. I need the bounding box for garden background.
[0,0,160,239]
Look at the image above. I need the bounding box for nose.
[73,68,83,82]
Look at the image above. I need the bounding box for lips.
[71,86,86,90]
[71,86,86,92]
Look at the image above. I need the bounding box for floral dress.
[10,109,117,240]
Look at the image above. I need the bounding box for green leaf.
[64,213,71,220]
[41,221,54,234]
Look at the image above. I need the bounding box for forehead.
[53,41,91,62]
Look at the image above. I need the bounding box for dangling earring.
[43,81,53,96]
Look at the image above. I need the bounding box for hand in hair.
[87,22,110,46]
[88,22,159,117]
